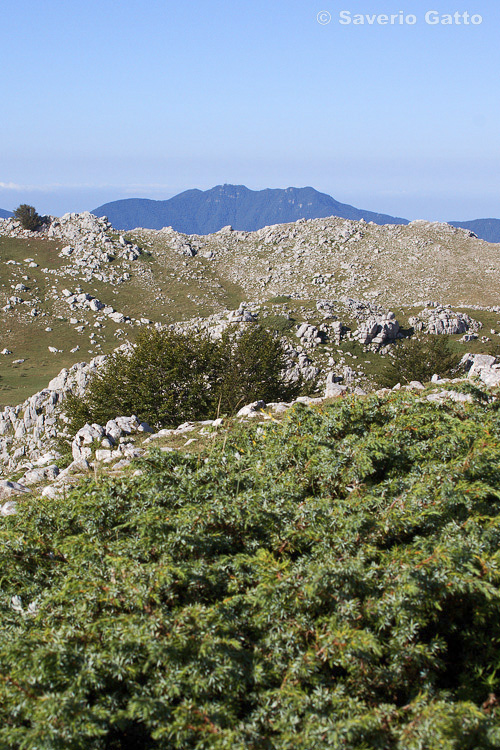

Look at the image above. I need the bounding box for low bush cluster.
[65,325,301,432]
[12,204,42,231]
[1,389,500,747]
[380,334,461,387]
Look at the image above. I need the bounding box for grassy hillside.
[2,214,500,407]
[1,390,500,748]
[0,233,244,407]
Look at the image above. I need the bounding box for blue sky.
[1,0,499,219]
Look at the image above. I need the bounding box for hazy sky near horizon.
[1,0,499,220]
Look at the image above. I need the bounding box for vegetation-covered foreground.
[2,389,500,748]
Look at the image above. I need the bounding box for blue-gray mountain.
[0,209,12,219]
[92,185,410,234]
[92,185,500,243]
[447,219,500,245]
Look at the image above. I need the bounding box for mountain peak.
[92,184,409,234]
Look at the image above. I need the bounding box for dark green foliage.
[380,334,461,387]
[12,204,42,231]
[216,325,300,414]
[65,325,300,431]
[2,390,500,747]
[65,329,222,432]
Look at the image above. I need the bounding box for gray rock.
[325,371,343,386]
[104,420,123,443]
[427,390,473,404]
[117,445,144,459]
[0,480,30,500]
[236,400,267,417]
[354,312,400,346]
[467,354,497,378]
[266,402,292,414]
[480,367,500,387]
[36,452,59,466]
[175,422,197,434]
[21,465,60,485]
[14,422,26,439]
[115,415,141,433]
[95,449,114,462]
[296,323,324,346]
[325,383,349,398]
[295,396,325,405]
[342,366,355,385]
[113,459,133,469]
[41,486,63,499]
[411,306,481,336]
[109,311,126,323]
[72,423,106,461]
[0,418,11,436]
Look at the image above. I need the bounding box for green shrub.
[65,324,300,431]
[380,334,461,387]
[2,390,500,747]
[259,313,295,334]
[12,204,42,231]
[216,324,300,414]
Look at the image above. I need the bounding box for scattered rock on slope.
[409,305,481,335]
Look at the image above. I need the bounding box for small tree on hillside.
[217,325,301,413]
[379,334,460,387]
[13,204,42,231]
[65,328,223,432]
[65,324,303,433]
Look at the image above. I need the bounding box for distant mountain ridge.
[0,209,12,219]
[92,184,410,234]
[447,219,500,245]
[91,185,500,242]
